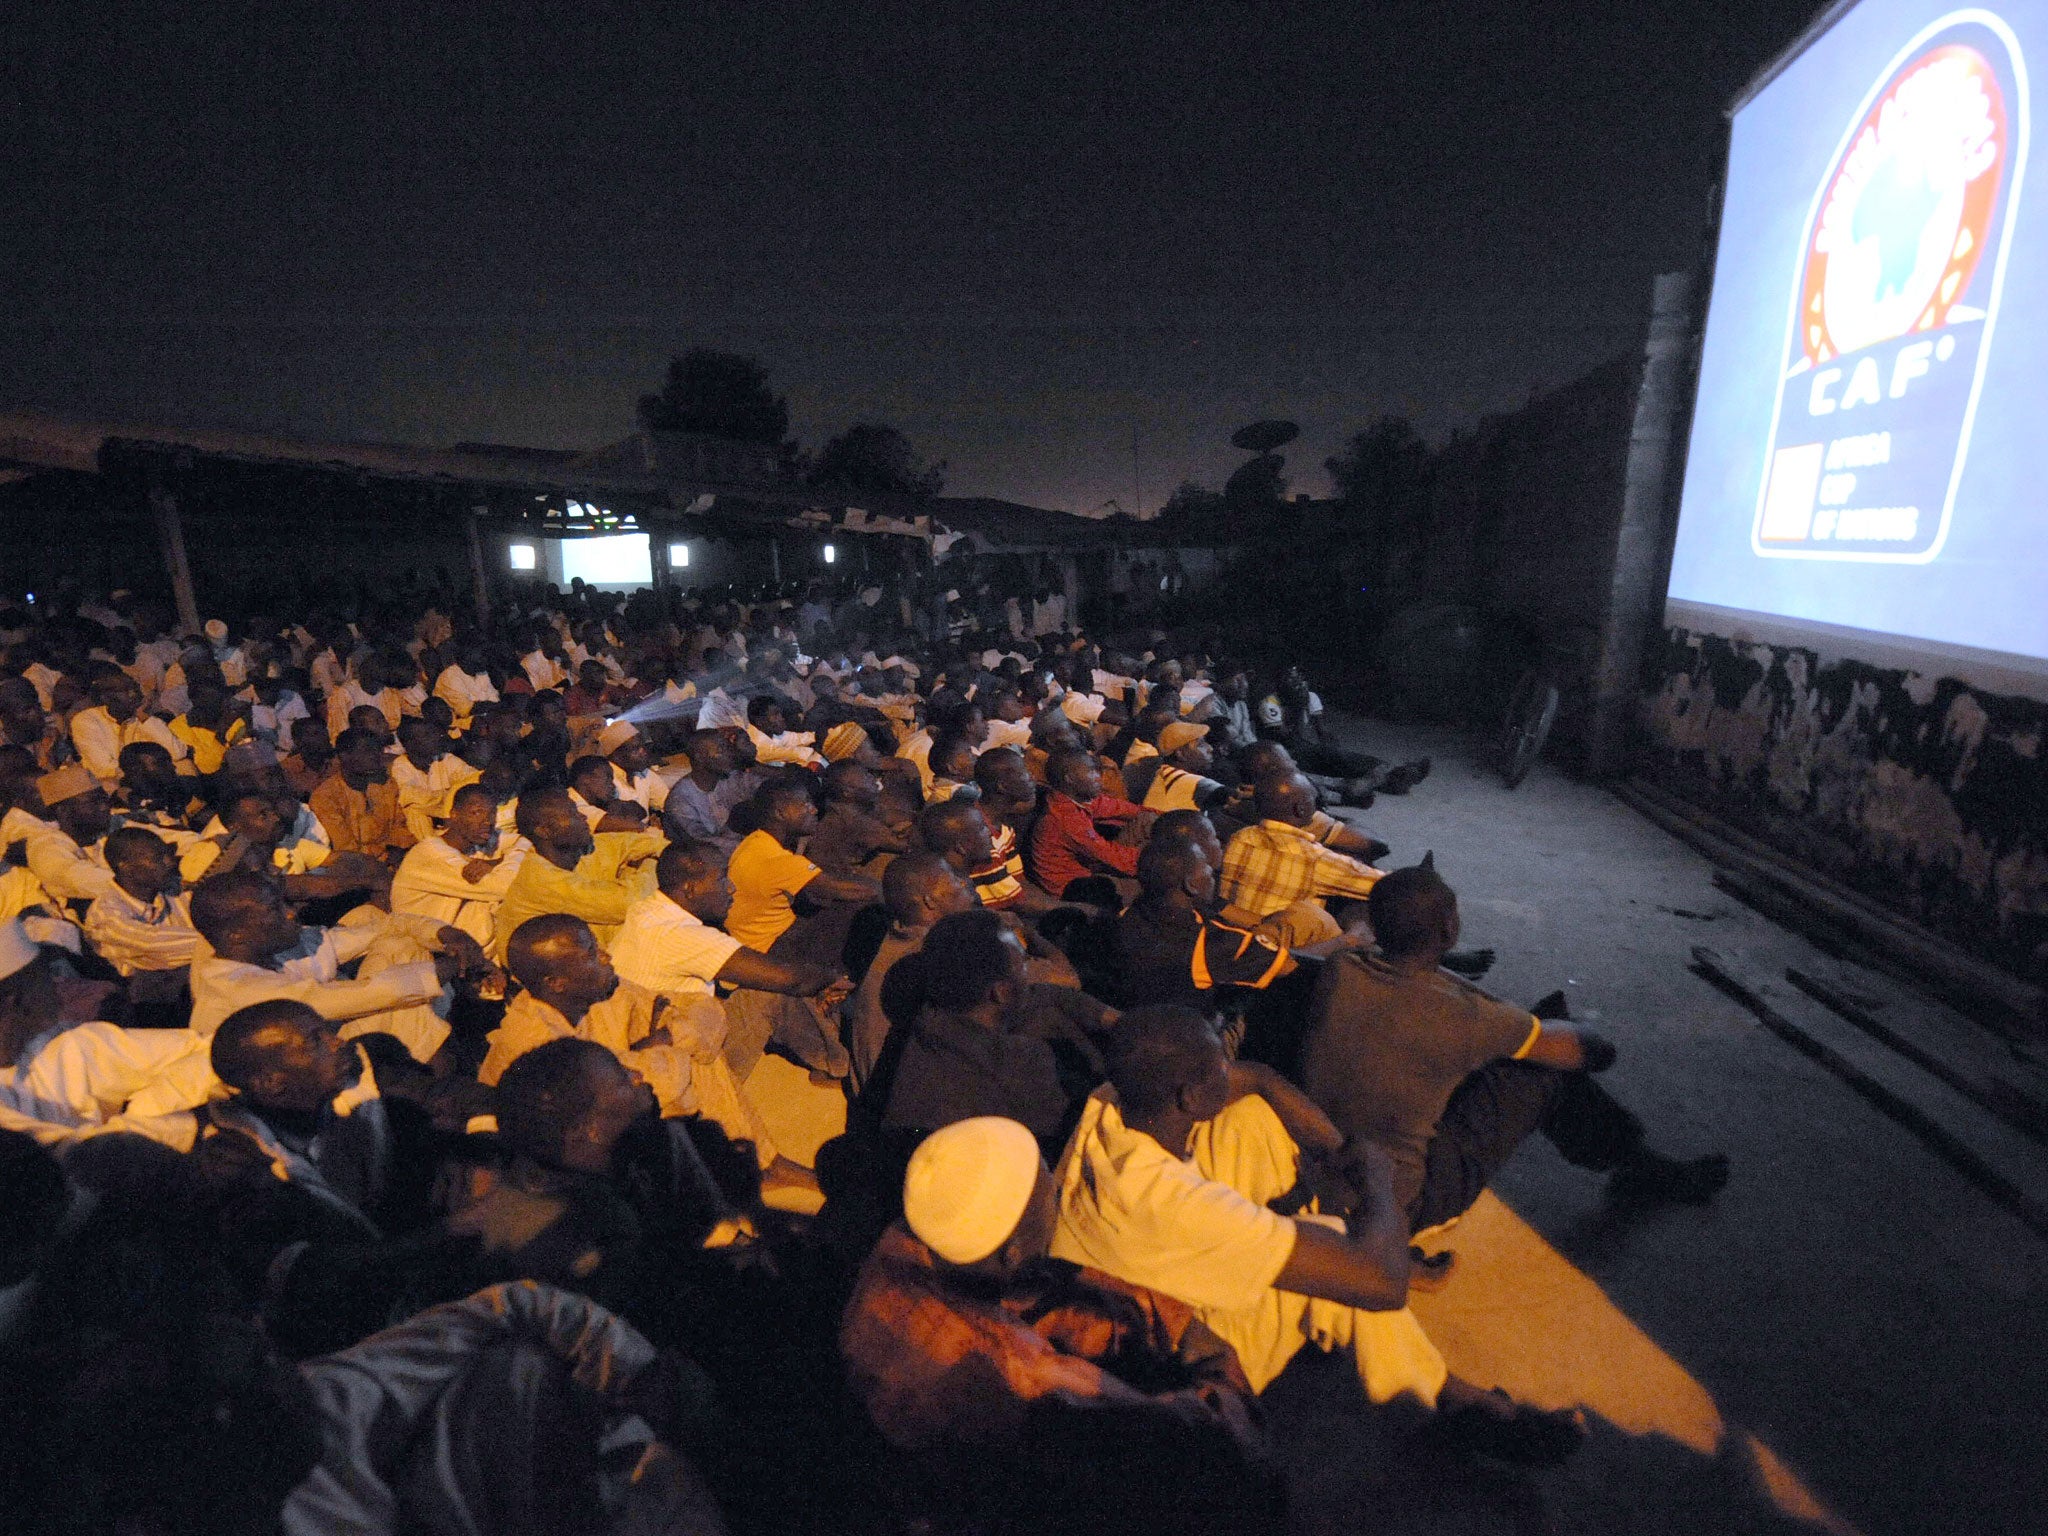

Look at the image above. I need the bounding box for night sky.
[3,0,1824,513]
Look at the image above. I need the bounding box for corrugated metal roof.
[0,410,675,499]
[0,409,1233,550]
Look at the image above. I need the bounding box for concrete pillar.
[465,507,491,621]
[1585,271,1697,779]
[1060,554,1081,627]
[770,538,782,585]
[648,522,673,593]
[149,484,201,634]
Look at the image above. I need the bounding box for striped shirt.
[1142,764,1222,813]
[1110,903,1287,1010]
[83,884,201,975]
[971,821,1026,910]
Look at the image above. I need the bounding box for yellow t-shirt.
[169,715,248,776]
[1050,1091,1298,1315]
[725,828,820,952]
[492,831,663,962]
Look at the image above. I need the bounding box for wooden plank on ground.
[1783,967,2048,1145]
[1691,946,2048,1243]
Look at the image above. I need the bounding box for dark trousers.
[1406,1060,1645,1233]
[1280,734,1380,782]
[764,905,860,1075]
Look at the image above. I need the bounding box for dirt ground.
[1262,716,2048,1536]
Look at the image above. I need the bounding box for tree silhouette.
[638,350,791,445]
[1326,415,1437,617]
[1326,415,1431,524]
[808,423,946,497]
[1157,480,1225,521]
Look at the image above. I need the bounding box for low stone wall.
[1638,626,2048,978]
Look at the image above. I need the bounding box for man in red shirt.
[840,1116,1274,1531]
[1026,749,1152,901]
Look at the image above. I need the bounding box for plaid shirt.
[1220,818,1383,919]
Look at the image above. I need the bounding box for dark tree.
[1327,415,1438,618]
[1326,416,1432,526]
[1155,480,1226,522]
[808,423,946,497]
[638,350,791,445]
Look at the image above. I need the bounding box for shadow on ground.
[1266,1191,1861,1536]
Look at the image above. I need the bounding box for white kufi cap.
[901,1117,1042,1265]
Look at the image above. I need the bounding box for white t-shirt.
[610,891,743,998]
[1051,1090,1297,1314]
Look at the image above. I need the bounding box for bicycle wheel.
[1495,669,1540,773]
[1499,671,1559,789]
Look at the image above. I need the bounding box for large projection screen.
[558,533,652,589]
[1667,1,2048,697]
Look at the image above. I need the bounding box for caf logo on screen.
[1753,11,2027,563]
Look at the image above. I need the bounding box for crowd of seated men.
[0,574,1726,1535]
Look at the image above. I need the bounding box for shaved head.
[494,1037,627,1167]
[210,999,327,1092]
[1103,1005,1224,1118]
[882,850,974,927]
[188,870,285,947]
[505,912,595,992]
[1136,838,1211,901]
[210,998,358,1113]
[1365,864,1458,958]
[514,787,581,841]
[1253,772,1317,826]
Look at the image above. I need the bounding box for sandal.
[1408,1246,1456,1292]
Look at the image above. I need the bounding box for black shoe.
[1442,947,1495,978]
[1360,838,1391,864]
[1377,757,1432,795]
[1530,989,1571,1020]
[1435,1392,1587,1466]
[1608,1152,1730,1207]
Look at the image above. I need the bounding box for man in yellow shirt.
[169,679,250,777]
[725,779,877,955]
[308,728,414,867]
[492,788,663,962]
[725,779,877,1080]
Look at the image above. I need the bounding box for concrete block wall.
[1638,627,2048,978]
